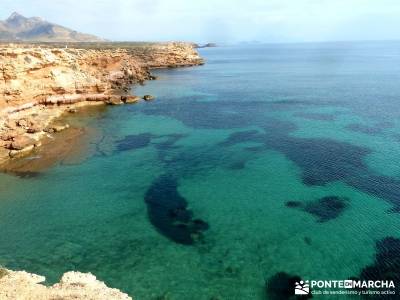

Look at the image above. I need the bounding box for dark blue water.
[1,41,400,299]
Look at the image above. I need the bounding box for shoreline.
[0,42,204,169]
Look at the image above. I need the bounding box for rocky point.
[0,42,204,164]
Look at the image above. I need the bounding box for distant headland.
[0,12,104,42]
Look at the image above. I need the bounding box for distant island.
[0,12,104,42]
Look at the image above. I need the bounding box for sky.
[2,0,400,43]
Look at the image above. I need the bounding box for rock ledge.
[0,268,132,300]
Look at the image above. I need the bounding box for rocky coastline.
[0,42,204,165]
[0,268,132,300]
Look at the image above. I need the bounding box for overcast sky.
[2,0,400,43]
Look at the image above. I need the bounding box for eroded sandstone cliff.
[0,42,204,164]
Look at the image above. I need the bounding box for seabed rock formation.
[0,42,203,165]
[0,268,132,300]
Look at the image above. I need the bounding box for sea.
[1,41,400,299]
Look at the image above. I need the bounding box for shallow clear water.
[1,42,400,299]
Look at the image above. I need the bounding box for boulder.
[45,124,70,133]
[10,136,36,151]
[122,96,141,104]
[16,119,30,128]
[53,124,69,132]
[105,96,124,105]
[26,124,42,134]
[143,95,155,101]
[9,146,34,158]
[0,132,15,141]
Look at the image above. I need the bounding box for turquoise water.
[1,42,400,299]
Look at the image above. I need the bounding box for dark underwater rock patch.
[266,272,312,299]
[347,175,400,213]
[304,237,312,245]
[261,119,400,209]
[294,112,336,121]
[219,130,263,146]
[159,147,220,177]
[144,175,208,245]
[346,124,383,135]
[212,117,400,211]
[285,201,302,208]
[352,237,400,299]
[115,133,153,152]
[360,237,400,282]
[391,133,400,143]
[346,122,393,136]
[266,124,400,211]
[131,92,400,211]
[139,101,250,129]
[245,145,266,153]
[262,118,298,136]
[304,196,349,222]
[228,160,246,170]
[285,196,348,223]
[132,91,400,210]
[213,117,400,211]
[115,133,185,159]
[153,134,186,151]
[268,136,371,186]
[153,133,186,162]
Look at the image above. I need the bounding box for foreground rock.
[0,268,132,300]
[0,42,204,164]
